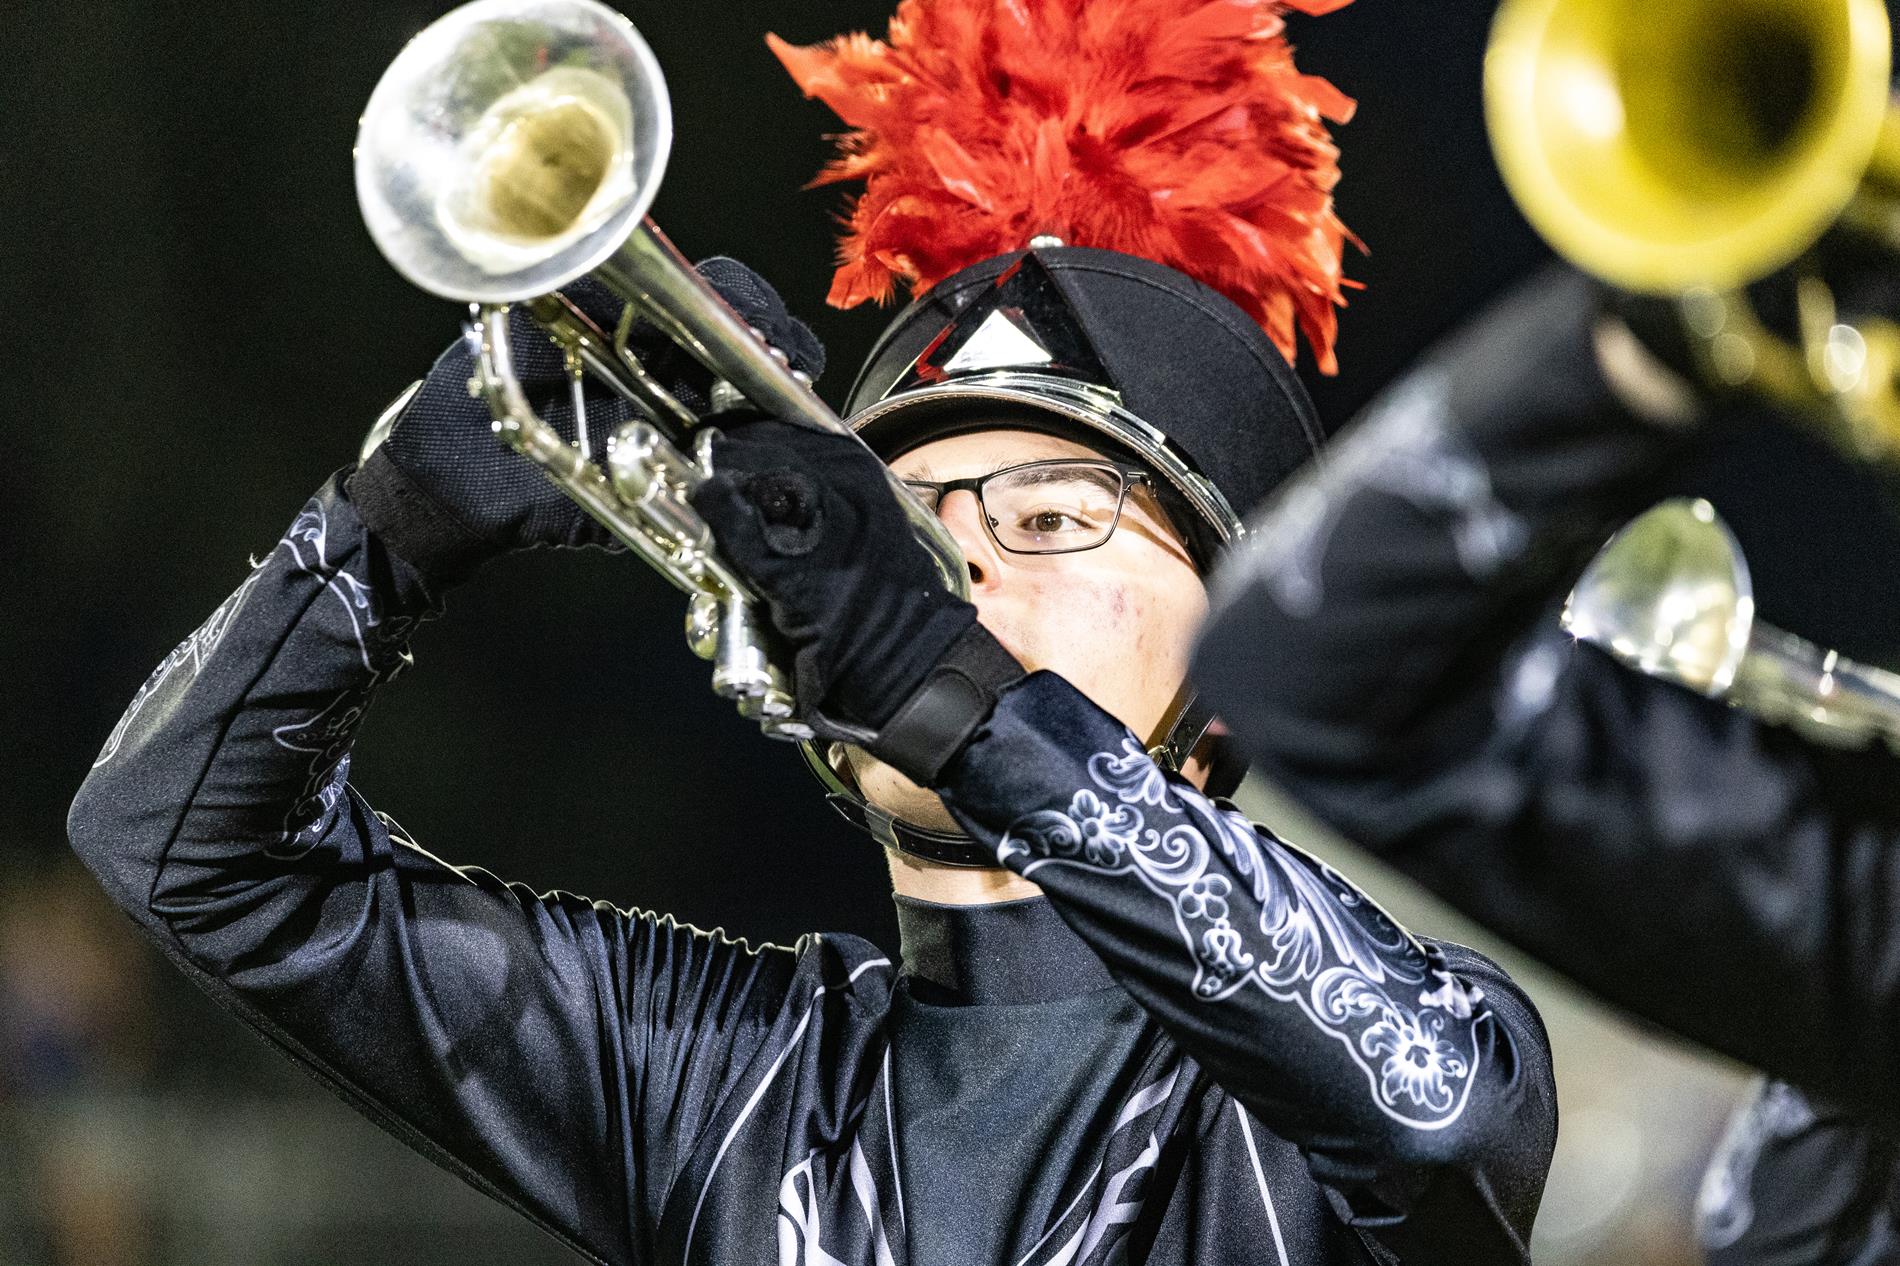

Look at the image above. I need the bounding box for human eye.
[990,467,1122,548]
[1015,505,1097,535]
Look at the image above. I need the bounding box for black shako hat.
[773,0,1357,864]
[842,245,1326,567]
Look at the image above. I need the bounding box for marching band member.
[67,1,1555,1260]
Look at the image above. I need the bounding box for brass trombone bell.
[1486,0,1894,294]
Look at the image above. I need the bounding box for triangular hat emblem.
[943,309,1055,373]
[887,253,1121,398]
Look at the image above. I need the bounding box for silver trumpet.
[1564,498,1900,751]
[354,0,968,739]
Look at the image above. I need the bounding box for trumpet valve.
[685,593,720,661]
[708,594,776,702]
[607,420,710,556]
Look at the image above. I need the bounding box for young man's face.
[845,426,1209,834]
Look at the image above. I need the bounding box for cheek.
[986,568,1190,690]
[988,574,1139,650]
[1112,569,1207,686]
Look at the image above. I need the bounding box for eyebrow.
[902,455,1107,484]
[1006,463,1119,488]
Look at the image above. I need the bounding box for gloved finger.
[691,470,825,561]
[695,257,826,381]
[688,471,765,541]
[704,432,810,481]
[705,414,883,481]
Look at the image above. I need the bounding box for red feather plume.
[768,0,1360,373]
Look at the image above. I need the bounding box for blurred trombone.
[354,0,968,739]
[1488,0,1900,744]
[1565,499,1900,750]
[1488,0,1900,461]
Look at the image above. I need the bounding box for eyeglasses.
[902,459,1157,555]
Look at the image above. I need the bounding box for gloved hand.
[347,259,824,582]
[689,416,1022,784]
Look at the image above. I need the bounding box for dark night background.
[4,1,1899,1262]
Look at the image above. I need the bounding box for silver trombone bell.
[1565,498,1900,750]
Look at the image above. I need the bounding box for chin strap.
[822,793,1000,867]
[1149,684,1217,776]
[805,679,1241,869]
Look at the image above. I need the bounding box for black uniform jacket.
[1697,1079,1899,1265]
[68,475,1555,1265]
[1195,265,1900,1127]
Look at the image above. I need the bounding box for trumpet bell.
[355,0,671,303]
[1486,0,1892,293]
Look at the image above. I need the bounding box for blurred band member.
[1697,1078,1899,1264]
[66,1,1555,1262]
[1195,256,1900,1138]
[1193,261,1900,1255]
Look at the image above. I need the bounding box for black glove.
[689,416,1022,784]
[347,259,825,582]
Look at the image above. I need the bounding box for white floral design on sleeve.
[999,737,1488,1129]
[269,499,421,850]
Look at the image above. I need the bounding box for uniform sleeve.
[1696,1079,1899,1266]
[1190,265,1900,1124]
[66,474,803,1265]
[938,670,1557,1264]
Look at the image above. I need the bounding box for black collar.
[893,893,1115,1006]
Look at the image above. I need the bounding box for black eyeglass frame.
[902,458,1158,556]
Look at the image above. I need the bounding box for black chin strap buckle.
[1149,692,1218,774]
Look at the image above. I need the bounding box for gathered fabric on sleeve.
[67,474,807,1264]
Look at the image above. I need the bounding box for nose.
[936,489,1003,590]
